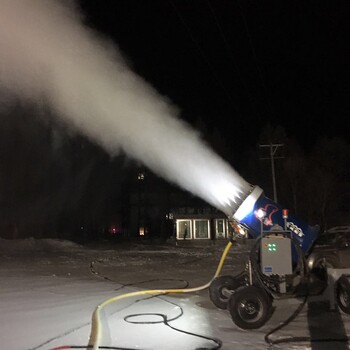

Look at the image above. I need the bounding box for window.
[194,220,210,239]
[165,213,174,220]
[138,172,145,180]
[215,219,226,239]
[177,220,192,239]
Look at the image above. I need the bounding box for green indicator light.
[267,243,277,252]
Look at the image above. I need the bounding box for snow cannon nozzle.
[230,186,263,223]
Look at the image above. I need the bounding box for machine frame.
[209,186,350,329]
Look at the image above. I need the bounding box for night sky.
[79,0,350,154]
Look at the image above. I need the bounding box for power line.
[259,143,284,202]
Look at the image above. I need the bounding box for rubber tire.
[312,256,340,281]
[313,256,339,269]
[337,275,350,314]
[209,275,242,310]
[228,285,272,329]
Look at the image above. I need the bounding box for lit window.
[215,219,225,239]
[194,220,210,239]
[177,220,191,240]
[139,227,145,236]
[138,172,145,180]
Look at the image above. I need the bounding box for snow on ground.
[1,237,350,350]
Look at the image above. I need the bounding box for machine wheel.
[336,275,350,314]
[209,275,242,309]
[312,256,340,281]
[313,256,339,269]
[228,285,272,329]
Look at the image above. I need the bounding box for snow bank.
[0,237,83,254]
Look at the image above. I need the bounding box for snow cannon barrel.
[229,186,320,255]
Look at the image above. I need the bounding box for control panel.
[261,233,292,276]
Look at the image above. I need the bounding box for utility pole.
[259,143,284,202]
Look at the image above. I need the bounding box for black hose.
[90,261,222,350]
[246,232,309,347]
[264,295,308,347]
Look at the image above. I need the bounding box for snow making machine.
[209,185,350,329]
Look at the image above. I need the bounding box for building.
[173,207,234,241]
[122,167,237,241]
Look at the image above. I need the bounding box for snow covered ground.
[1,237,350,350]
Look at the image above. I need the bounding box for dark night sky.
[79,0,350,154]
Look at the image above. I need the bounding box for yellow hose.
[88,240,233,350]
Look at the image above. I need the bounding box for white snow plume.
[0,0,252,216]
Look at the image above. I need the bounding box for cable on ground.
[53,240,233,350]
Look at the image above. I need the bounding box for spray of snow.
[0,0,252,216]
